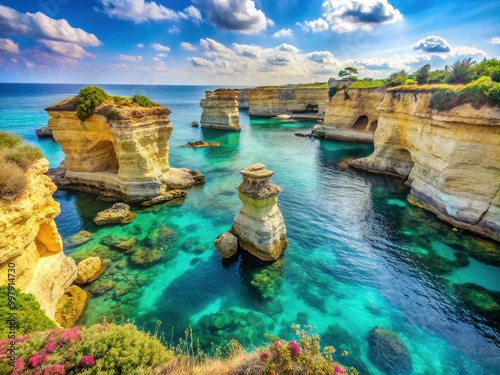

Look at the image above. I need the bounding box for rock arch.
[352,115,368,130]
[89,140,119,173]
[369,120,378,132]
[394,148,414,178]
[304,103,319,113]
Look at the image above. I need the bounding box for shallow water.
[1,83,499,374]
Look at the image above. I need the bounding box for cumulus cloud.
[97,0,178,23]
[150,43,171,52]
[40,40,93,58]
[0,5,101,46]
[180,5,202,23]
[25,61,35,68]
[118,54,143,62]
[413,36,451,53]
[180,42,196,51]
[169,26,181,33]
[298,18,329,33]
[302,0,402,33]
[137,43,144,48]
[354,55,421,70]
[307,51,335,64]
[194,0,273,34]
[273,28,293,38]
[0,38,19,53]
[489,37,500,44]
[449,46,486,57]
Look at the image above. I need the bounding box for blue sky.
[0,0,499,85]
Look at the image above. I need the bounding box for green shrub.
[348,80,385,89]
[475,58,500,82]
[457,76,492,108]
[386,70,408,87]
[132,94,153,107]
[0,132,22,148]
[487,84,500,106]
[404,79,417,85]
[427,69,450,84]
[328,87,339,98]
[446,58,477,84]
[0,131,43,169]
[429,89,460,111]
[0,286,56,339]
[112,95,127,104]
[415,63,431,84]
[77,86,108,120]
[0,157,27,199]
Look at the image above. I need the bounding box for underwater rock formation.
[55,285,90,328]
[75,256,103,284]
[0,158,77,320]
[368,326,412,375]
[351,91,500,242]
[214,232,238,258]
[94,202,136,226]
[230,163,288,261]
[46,97,204,203]
[313,87,386,143]
[200,89,241,131]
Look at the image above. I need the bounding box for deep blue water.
[1,83,499,374]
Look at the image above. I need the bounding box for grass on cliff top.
[387,83,462,93]
[257,82,328,90]
[348,80,386,89]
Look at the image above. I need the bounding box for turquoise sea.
[1,83,499,374]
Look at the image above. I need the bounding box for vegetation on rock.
[132,94,153,107]
[76,86,109,120]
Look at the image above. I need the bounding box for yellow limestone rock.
[45,98,204,203]
[350,91,500,242]
[200,89,241,131]
[313,87,386,143]
[0,158,77,320]
[230,163,288,261]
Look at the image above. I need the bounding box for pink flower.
[42,354,50,362]
[62,327,82,344]
[42,364,66,375]
[12,358,25,374]
[288,340,301,358]
[273,341,282,348]
[334,365,345,374]
[79,356,96,367]
[260,352,270,362]
[28,353,41,367]
[47,342,57,353]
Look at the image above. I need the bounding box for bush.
[0,131,43,169]
[446,58,477,84]
[328,87,339,98]
[415,63,431,84]
[457,76,492,108]
[0,157,27,199]
[427,70,450,84]
[386,70,408,87]
[475,58,500,82]
[0,287,56,339]
[487,84,500,106]
[77,86,108,120]
[429,89,460,111]
[132,94,153,107]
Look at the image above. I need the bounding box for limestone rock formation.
[248,87,328,119]
[55,285,90,328]
[237,89,250,109]
[230,163,288,261]
[45,97,204,203]
[66,230,94,247]
[0,158,77,320]
[75,256,103,284]
[200,89,241,131]
[185,141,220,148]
[368,327,412,375]
[94,202,135,226]
[214,232,238,258]
[313,87,386,143]
[35,126,53,138]
[350,91,500,241]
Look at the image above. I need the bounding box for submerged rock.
[368,326,412,375]
[55,285,90,328]
[66,230,94,247]
[214,232,238,258]
[185,140,220,148]
[251,260,284,299]
[131,248,163,266]
[453,283,500,318]
[230,163,288,261]
[88,279,116,295]
[191,121,199,127]
[75,256,103,284]
[94,202,135,226]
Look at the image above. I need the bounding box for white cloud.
[25,61,35,68]
[490,37,500,44]
[189,56,214,67]
[273,28,293,38]
[304,0,402,33]
[118,54,143,62]
[180,6,202,23]
[298,18,329,33]
[137,43,144,48]
[97,0,178,23]
[413,36,451,53]
[194,0,273,34]
[152,56,161,63]
[156,53,167,57]
[40,40,93,58]
[355,55,421,71]
[307,51,335,64]
[449,47,486,57]
[169,25,181,33]
[180,42,197,51]
[0,5,101,46]
[150,43,171,52]
[0,38,19,53]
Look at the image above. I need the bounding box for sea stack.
[230,163,287,261]
[200,88,241,131]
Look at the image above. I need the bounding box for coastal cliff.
[46,95,204,204]
[313,87,386,143]
[350,91,500,241]
[248,87,328,119]
[200,89,241,131]
[0,158,77,320]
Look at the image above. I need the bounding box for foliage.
[474,58,500,82]
[387,83,459,93]
[261,324,354,375]
[112,95,127,104]
[0,157,26,200]
[0,287,56,340]
[427,69,450,83]
[386,70,408,87]
[348,80,385,89]
[328,86,339,98]
[446,58,477,84]
[428,89,460,111]
[0,131,43,169]
[76,86,108,120]
[132,94,153,107]
[339,66,358,80]
[415,63,431,84]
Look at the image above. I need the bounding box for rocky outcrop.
[94,202,135,226]
[185,141,220,148]
[368,327,412,375]
[237,89,251,109]
[66,230,93,247]
[351,91,500,241]
[0,158,77,320]
[35,126,53,138]
[75,257,103,284]
[248,87,328,119]
[214,232,238,258]
[55,285,90,328]
[313,87,386,143]
[230,164,287,261]
[200,89,240,131]
[46,98,204,203]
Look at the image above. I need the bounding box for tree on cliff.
[339,66,358,80]
[446,58,477,84]
[415,63,431,84]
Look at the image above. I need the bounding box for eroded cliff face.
[313,87,386,143]
[0,159,77,319]
[351,91,500,241]
[46,100,203,203]
[248,88,328,118]
[200,89,240,131]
